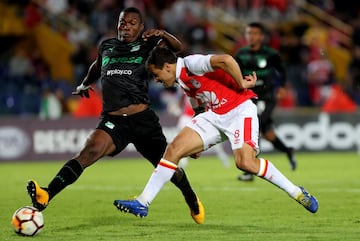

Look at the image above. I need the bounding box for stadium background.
[0,0,359,162]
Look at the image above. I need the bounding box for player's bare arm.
[210,54,256,89]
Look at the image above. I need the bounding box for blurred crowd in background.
[0,0,359,119]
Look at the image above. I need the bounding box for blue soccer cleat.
[114,199,148,218]
[295,186,318,213]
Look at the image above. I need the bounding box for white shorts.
[186,100,260,153]
[177,115,192,130]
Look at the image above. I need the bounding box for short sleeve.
[184,54,214,75]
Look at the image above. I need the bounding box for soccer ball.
[11,206,44,236]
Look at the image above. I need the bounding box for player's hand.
[142,29,164,41]
[72,84,94,98]
[244,71,257,88]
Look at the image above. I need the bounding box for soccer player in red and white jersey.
[114,47,318,221]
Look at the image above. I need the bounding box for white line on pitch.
[69,185,360,193]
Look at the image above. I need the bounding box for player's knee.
[86,138,103,154]
[77,138,105,167]
[164,142,183,162]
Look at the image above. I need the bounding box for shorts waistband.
[103,107,151,120]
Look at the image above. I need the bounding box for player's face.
[245,26,264,49]
[117,12,144,42]
[148,64,176,88]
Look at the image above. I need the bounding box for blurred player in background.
[234,22,296,181]
[26,7,204,224]
[114,46,318,220]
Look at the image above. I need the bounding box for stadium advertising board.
[0,111,359,162]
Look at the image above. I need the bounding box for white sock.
[137,159,177,206]
[257,158,301,198]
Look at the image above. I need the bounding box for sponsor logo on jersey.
[106,69,133,76]
[195,91,227,110]
[257,58,267,68]
[130,45,140,52]
[102,56,143,66]
[105,121,115,129]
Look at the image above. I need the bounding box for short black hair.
[247,22,265,34]
[121,7,143,23]
[145,46,177,70]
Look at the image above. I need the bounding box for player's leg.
[234,144,318,213]
[229,100,317,213]
[113,109,204,223]
[261,100,297,170]
[117,116,220,221]
[28,126,118,211]
[114,111,223,223]
[230,103,317,213]
[116,126,205,222]
[130,109,199,202]
[235,144,299,196]
[176,113,193,168]
[263,128,296,170]
[238,101,296,181]
[131,129,202,221]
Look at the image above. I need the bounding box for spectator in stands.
[306,48,335,106]
[88,0,119,42]
[23,1,42,29]
[39,82,62,120]
[8,48,34,81]
[70,43,91,86]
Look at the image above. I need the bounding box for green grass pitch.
[1,152,360,241]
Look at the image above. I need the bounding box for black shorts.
[96,108,167,167]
